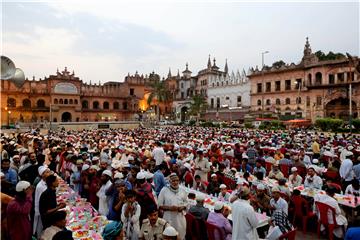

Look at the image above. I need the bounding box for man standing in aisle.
[158,173,187,240]
[194,149,210,182]
[231,186,259,240]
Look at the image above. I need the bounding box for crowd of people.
[1,126,360,240]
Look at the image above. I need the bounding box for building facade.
[1,67,151,126]
[248,38,360,122]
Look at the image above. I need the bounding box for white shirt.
[339,159,354,181]
[152,147,165,166]
[40,225,62,240]
[304,175,323,189]
[96,180,112,216]
[231,199,259,240]
[34,180,47,215]
[345,184,360,196]
[289,174,303,187]
[270,197,288,215]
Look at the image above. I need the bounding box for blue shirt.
[345,227,360,240]
[3,168,18,186]
[154,170,166,196]
[353,163,360,181]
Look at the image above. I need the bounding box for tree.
[272,60,286,68]
[315,51,345,61]
[147,79,172,121]
[189,94,208,122]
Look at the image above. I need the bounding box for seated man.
[270,186,288,215]
[251,183,271,214]
[192,175,207,193]
[188,194,210,221]
[207,201,232,240]
[207,174,220,196]
[218,184,231,202]
[288,167,303,187]
[268,163,284,180]
[304,167,323,189]
[314,186,348,239]
[139,204,170,240]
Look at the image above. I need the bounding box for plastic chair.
[205,221,226,240]
[290,195,316,233]
[279,191,290,202]
[315,201,340,240]
[223,177,236,190]
[327,183,342,194]
[185,213,201,240]
[278,228,297,240]
[296,166,307,180]
[265,162,272,176]
[324,170,340,183]
[279,164,290,178]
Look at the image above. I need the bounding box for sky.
[2,0,359,83]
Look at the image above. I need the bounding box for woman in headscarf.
[266,209,293,240]
[102,221,124,240]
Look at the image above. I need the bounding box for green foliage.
[147,79,172,121]
[352,119,360,130]
[272,60,286,68]
[188,119,196,126]
[221,123,228,128]
[314,51,346,61]
[189,94,208,117]
[244,122,253,129]
[315,118,344,132]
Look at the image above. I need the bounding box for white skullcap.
[214,201,224,211]
[312,159,319,164]
[92,156,99,161]
[345,151,354,157]
[163,226,178,237]
[102,170,112,178]
[348,146,354,151]
[291,167,298,172]
[90,165,100,171]
[146,172,154,179]
[211,173,217,178]
[236,178,249,185]
[257,184,265,190]
[114,172,124,179]
[136,172,146,180]
[196,194,205,201]
[82,164,90,171]
[128,156,134,161]
[272,186,280,192]
[219,184,227,189]
[16,181,30,192]
[38,166,49,176]
[12,155,20,159]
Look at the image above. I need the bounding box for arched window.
[296,97,302,104]
[93,101,99,109]
[23,99,31,108]
[113,102,119,110]
[64,99,68,104]
[285,98,291,105]
[308,73,312,85]
[315,72,322,85]
[266,99,271,105]
[54,99,58,104]
[59,99,63,104]
[74,99,78,104]
[276,99,281,105]
[69,99,73,104]
[37,99,45,108]
[103,101,109,109]
[7,98,16,107]
[82,100,88,109]
[257,100,261,106]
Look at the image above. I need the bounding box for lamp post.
[295,79,301,118]
[261,51,269,118]
[49,104,52,131]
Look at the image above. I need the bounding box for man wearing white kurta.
[314,187,347,238]
[97,170,113,216]
[158,173,187,240]
[231,186,259,240]
[194,150,210,182]
[339,153,354,190]
[152,142,166,166]
[33,166,51,236]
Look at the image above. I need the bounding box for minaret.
[168,68,172,78]
[303,37,312,57]
[302,37,318,65]
[224,59,228,74]
[177,69,180,78]
[207,55,212,69]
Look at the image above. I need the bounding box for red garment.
[89,176,100,208]
[184,171,194,187]
[7,195,33,240]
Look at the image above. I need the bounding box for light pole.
[295,79,301,118]
[349,65,353,134]
[261,51,269,118]
[49,104,52,130]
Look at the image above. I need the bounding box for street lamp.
[294,79,301,118]
[261,51,269,118]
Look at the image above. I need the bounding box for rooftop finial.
[207,55,211,69]
[224,58,228,73]
[168,68,172,78]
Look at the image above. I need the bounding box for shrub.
[244,122,253,129]
[352,119,360,130]
[188,119,196,126]
[315,118,344,132]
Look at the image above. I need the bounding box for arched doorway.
[180,106,188,122]
[325,98,356,120]
[61,112,72,122]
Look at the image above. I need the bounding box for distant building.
[248,38,359,122]
[1,67,150,126]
